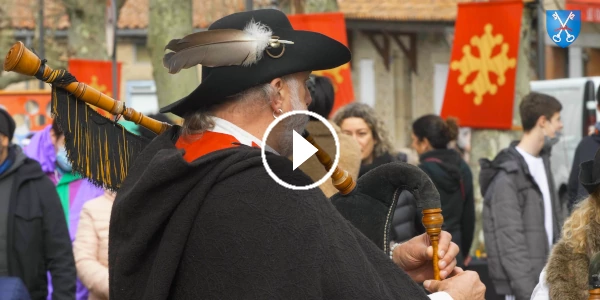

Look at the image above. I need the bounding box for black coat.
[390,190,425,244]
[109,127,430,300]
[358,152,407,178]
[5,146,75,300]
[419,149,475,267]
[567,133,600,210]
[363,153,424,245]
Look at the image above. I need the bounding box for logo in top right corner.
[546,10,581,48]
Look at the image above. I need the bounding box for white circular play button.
[261,110,340,190]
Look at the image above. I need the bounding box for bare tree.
[0,2,40,89]
[277,0,338,14]
[0,0,126,89]
[147,0,198,109]
[61,0,126,59]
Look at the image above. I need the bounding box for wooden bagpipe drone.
[3,39,445,280]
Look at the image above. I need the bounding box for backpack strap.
[423,157,466,201]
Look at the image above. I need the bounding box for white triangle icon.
[292,130,318,170]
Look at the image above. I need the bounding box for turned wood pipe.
[4,40,444,280]
[303,131,355,195]
[422,208,444,280]
[3,41,171,135]
[304,131,443,280]
[591,289,600,300]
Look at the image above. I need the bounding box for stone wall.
[349,30,451,150]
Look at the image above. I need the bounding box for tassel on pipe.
[3,41,168,191]
[50,86,151,191]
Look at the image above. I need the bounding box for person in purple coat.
[24,119,104,300]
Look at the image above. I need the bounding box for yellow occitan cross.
[88,75,113,117]
[450,24,516,105]
[90,75,112,98]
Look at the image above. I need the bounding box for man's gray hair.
[180,75,296,140]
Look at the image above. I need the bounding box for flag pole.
[537,0,546,80]
[111,0,118,100]
[38,0,45,89]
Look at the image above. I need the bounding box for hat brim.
[160,29,351,117]
[579,159,600,195]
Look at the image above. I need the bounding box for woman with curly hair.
[531,149,600,300]
[332,102,405,178]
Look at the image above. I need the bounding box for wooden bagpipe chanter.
[4,41,445,280]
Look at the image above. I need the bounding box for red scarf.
[175,131,261,163]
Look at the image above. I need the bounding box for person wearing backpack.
[411,115,475,269]
[479,92,567,300]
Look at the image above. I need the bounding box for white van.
[530,77,600,204]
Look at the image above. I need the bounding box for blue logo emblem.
[546,10,581,48]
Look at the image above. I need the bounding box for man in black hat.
[0,109,75,300]
[108,9,485,300]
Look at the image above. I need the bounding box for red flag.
[441,1,523,129]
[0,91,51,132]
[287,12,354,117]
[566,0,600,23]
[68,59,122,117]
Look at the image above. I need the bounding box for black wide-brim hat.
[160,9,351,117]
[579,147,600,195]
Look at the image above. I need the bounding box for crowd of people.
[0,8,598,300]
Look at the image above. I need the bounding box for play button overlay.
[261,110,340,191]
[292,130,318,170]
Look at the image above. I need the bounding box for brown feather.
[162,27,271,74]
[164,29,249,52]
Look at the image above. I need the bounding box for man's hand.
[423,268,485,300]
[392,231,459,283]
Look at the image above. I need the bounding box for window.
[126,81,159,115]
[434,63,449,115]
[134,43,151,63]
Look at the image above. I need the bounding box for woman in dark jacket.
[411,115,475,268]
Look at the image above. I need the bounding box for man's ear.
[423,137,432,149]
[269,77,285,112]
[536,115,548,129]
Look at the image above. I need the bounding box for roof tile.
[338,0,475,21]
[6,0,272,30]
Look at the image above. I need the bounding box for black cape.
[108,127,429,299]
